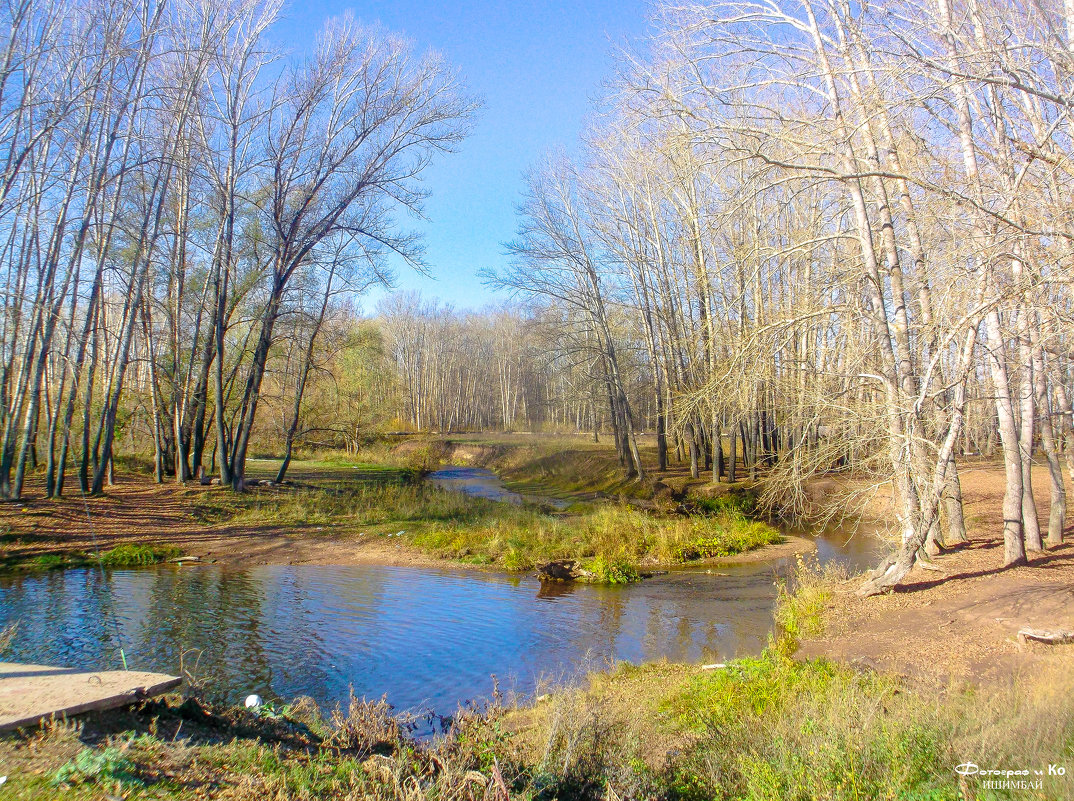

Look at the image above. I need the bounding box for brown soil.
[797,463,1074,684]
[0,477,452,570]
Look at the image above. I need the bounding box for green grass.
[408,503,781,575]
[195,480,498,529]
[99,543,181,566]
[583,554,641,584]
[27,553,67,570]
[187,450,784,582]
[13,544,181,571]
[659,653,950,800]
[660,651,847,732]
[692,487,759,516]
[772,553,848,651]
[52,745,144,790]
[511,649,1074,801]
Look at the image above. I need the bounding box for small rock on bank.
[535,559,595,582]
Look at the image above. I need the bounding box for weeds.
[583,556,640,585]
[196,481,481,530]
[99,543,181,566]
[3,651,1073,800]
[773,552,847,650]
[411,504,781,576]
[672,514,781,561]
[27,553,66,570]
[325,693,409,757]
[52,744,143,789]
[692,488,759,517]
[661,653,1074,800]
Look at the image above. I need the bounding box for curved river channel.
[0,468,886,724]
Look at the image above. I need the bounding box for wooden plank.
[1017,628,1074,645]
[0,662,181,732]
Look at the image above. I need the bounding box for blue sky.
[280,1,653,310]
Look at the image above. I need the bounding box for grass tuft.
[583,555,641,584]
[52,744,144,790]
[99,543,181,567]
[773,553,847,651]
[15,543,182,571]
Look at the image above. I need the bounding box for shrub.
[663,653,984,801]
[673,515,782,562]
[694,489,759,517]
[773,553,847,650]
[28,553,66,570]
[504,549,532,571]
[325,693,409,758]
[585,555,641,585]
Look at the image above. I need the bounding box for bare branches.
[0,0,472,497]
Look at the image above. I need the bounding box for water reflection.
[427,467,571,509]
[812,525,891,572]
[0,562,789,719]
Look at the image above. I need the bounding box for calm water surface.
[0,468,888,721]
[0,564,786,717]
[428,466,571,509]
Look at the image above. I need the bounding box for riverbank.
[786,461,1074,685]
[795,530,1074,684]
[0,438,796,576]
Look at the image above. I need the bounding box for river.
[0,468,886,724]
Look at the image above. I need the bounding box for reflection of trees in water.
[131,568,273,703]
[0,570,129,670]
[0,565,393,709]
[534,581,576,600]
[676,613,695,657]
[0,565,790,717]
[592,586,627,657]
[256,565,391,710]
[639,599,676,660]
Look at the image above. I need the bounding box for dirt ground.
[0,477,455,569]
[797,462,1074,684]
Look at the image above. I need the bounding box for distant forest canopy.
[4,0,1074,595]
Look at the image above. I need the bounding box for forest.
[2,0,1074,799]
[5,0,1071,597]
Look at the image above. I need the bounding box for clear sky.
[279,1,653,310]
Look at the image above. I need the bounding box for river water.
[0,468,887,722]
[428,466,572,509]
